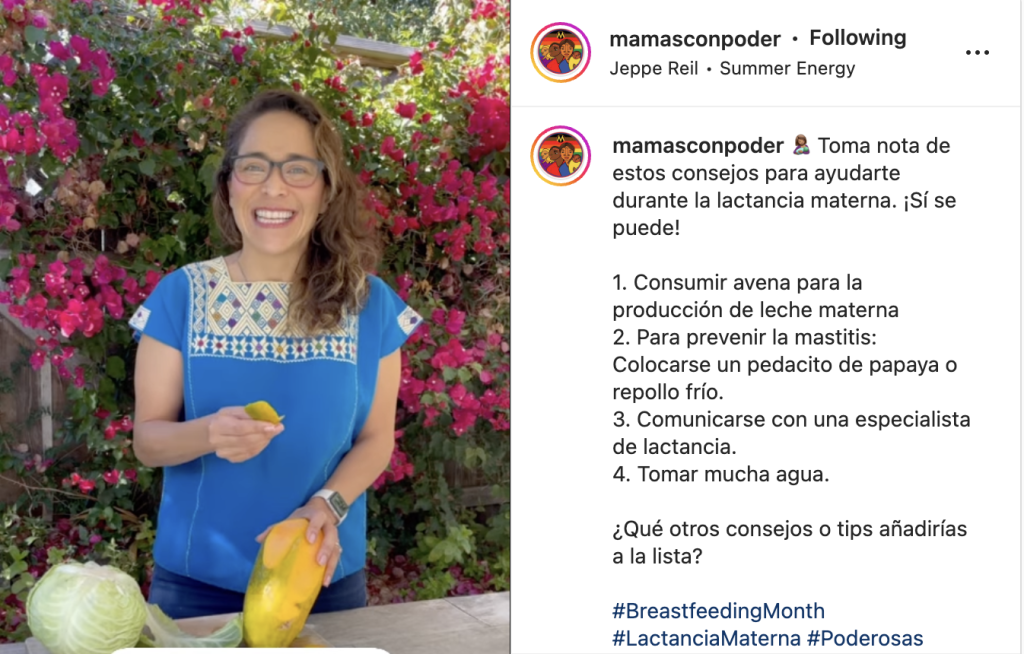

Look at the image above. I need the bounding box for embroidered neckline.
[185,258,358,361]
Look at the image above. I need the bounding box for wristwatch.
[312,489,349,526]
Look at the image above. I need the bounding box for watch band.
[312,489,348,525]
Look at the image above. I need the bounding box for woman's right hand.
[207,407,285,463]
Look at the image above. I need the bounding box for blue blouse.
[128,256,422,592]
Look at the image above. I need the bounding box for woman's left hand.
[256,499,341,587]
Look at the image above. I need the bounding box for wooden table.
[0,591,510,653]
[309,592,509,653]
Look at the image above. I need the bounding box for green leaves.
[199,152,223,197]
[416,523,475,565]
[463,446,486,468]
[139,157,156,177]
[106,356,126,381]
[23,25,48,45]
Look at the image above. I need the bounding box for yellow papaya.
[290,636,329,647]
[243,518,325,648]
[245,400,284,424]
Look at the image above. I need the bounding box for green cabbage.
[140,603,243,648]
[26,561,148,654]
[25,560,244,652]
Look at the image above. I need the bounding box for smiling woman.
[127,89,423,620]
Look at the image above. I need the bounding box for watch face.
[329,493,348,515]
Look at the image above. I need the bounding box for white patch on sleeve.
[397,306,422,335]
[129,306,151,332]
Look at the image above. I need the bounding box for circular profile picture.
[531,126,590,187]
[531,23,590,83]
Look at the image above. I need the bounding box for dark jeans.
[148,564,367,620]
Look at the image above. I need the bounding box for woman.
[543,41,564,74]
[558,40,582,72]
[793,134,810,155]
[128,88,422,619]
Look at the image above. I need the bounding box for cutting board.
[176,612,332,647]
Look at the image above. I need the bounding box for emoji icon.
[531,126,590,186]
[531,23,590,83]
[794,134,810,154]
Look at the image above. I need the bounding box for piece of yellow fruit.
[245,400,284,424]
[243,518,326,648]
[290,635,329,647]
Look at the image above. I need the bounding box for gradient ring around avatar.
[531,23,590,83]
[531,126,591,186]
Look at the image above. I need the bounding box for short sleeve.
[128,268,188,350]
[370,275,423,357]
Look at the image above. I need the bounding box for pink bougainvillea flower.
[38,72,70,105]
[91,78,110,96]
[380,135,405,163]
[69,35,90,56]
[28,349,45,370]
[445,308,466,335]
[395,102,416,119]
[471,0,499,20]
[466,96,510,161]
[21,126,41,155]
[1,128,23,153]
[48,42,71,60]
[408,51,424,75]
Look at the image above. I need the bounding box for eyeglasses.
[230,154,325,188]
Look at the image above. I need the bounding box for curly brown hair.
[212,88,381,336]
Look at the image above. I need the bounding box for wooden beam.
[0,249,53,451]
[457,485,507,508]
[209,17,417,69]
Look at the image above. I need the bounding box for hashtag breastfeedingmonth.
[612,602,826,622]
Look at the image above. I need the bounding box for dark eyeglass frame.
[229,154,326,188]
